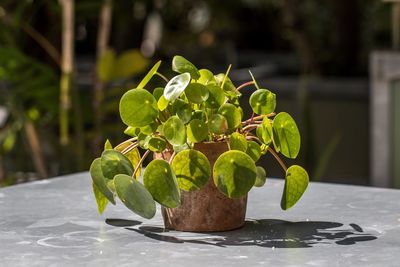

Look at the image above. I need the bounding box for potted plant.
[89,55,309,232]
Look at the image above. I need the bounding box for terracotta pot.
[154,142,247,232]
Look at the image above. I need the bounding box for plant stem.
[237,81,255,91]
[155,72,169,83]
[121,142,139,154]
[242,124,259,132]
[115,137,138,150]
[221,64,232,89]
[168,151,176,164]
[268,147,288,172]
[242,113,276,125]
[132,150,150,179]
[245,135,263,145]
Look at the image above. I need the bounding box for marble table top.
[0,172,399,267]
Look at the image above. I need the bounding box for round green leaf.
[164,73,191,101]
[172,99,192,124]
[92,182,109,214]
[101,150,133,179]
[213,150,257,198]
[187,119,208,143]
[229,132,247,152]
[143,159,181,208]
[256,117,273,145]
[115,143,141,179]
[104,139,113,150]
[254,166,267,187]
[192,110,207,121]
[90,158,115,204]
[246,141,261,162]
[124,126,140,137]
[198,69,216,85]
[281,165,309,210]
[208,114,228,134]
[140,122,157,135]
[206,85,225,108]
[114,174,156,219]
[272,112,301,159]
[214,73,236,91]
[171,149,211,192]
[119,89,158,127]
[148,137,167,152]
[185,83,209,104]
[172,55,200,80]
[249,89,276,115]
[157,95,169,111]
[163,116,186,145]
[137,60,161,89]
[218,103,242,129]
[138,132,151,149]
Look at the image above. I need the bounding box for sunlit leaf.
[198,69,216,85]
[229,132,247,152]
[172,99,192,123]
[119,88,158,127]
[246,141,261,162]
[218,103,242,129]
[164,73,191,101]
[172,55,200,80]
[281,165,309,210]
[249,89,276,115]
[114,174,156,219]
[206,84,225,108]
[171,149,211,191]
[272,112,301,159]
[137,60,162,89]
[163,116,186,145]
[143,159,181,208]
[157,95,169,111]
[89,158,115,204]
[185,83,209,104]
[100,150,133,179]
[187,119,208,143]
[92,183,108,214]
[256,117,273,145]
[148,137,167,152]
[104,139,113,150]
[115,143,141,179]
[213,150,256,198]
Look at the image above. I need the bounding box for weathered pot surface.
[155,142,247,232]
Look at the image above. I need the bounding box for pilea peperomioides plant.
[90,55,309,225]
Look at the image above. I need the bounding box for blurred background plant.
[0,0,393,186]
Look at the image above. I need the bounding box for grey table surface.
[0,172,399,267]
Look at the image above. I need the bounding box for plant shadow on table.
[106,219,377,248]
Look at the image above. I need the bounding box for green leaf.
[164,73,191,101]
[254,166,267,187]
[89,158,115,204]
[157,95,169,111]
[148,137,167,152]
[138,133,151,149]
[115,143,142,179]
[124,126,139,137]
[192,110,207,121]
[187,119,208,143]
[246,141,261,162]
[119,88,158,127]
[213,150,257,198]
[205,84,225,108]
[143,159,181,208]
[229,132,247,152]
[114,174,156,219]
[140,122,157,135]
[96,49,115,82]
[185,83,209,104]
[104,139,113,150]
[256,117,273,145]
[101,150,134,179]
[92,183,108,214]
[172,99,192,123]
[249,89,276,115]
[113,49,149,79]
[208,114,228,134]
[163,116,186,145]
[214,73,236,91]
[172,55,200,80]
[272,112,301,159]
[198,69,216,85]
[171,149,211,192]
[281,165,309,210]
[137,60,161,89]
[218,103,242,129]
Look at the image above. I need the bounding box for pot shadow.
[106,218,377,248]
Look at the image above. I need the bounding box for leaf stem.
[115,137,138,150]
[168,151,176,164]
[242,124,259,132]
[237,81,255,91]
[121,142,139,154]
[155,72,169,83]
[221,64,232,89]
[268,147,288,172]
[132,150,150,179]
